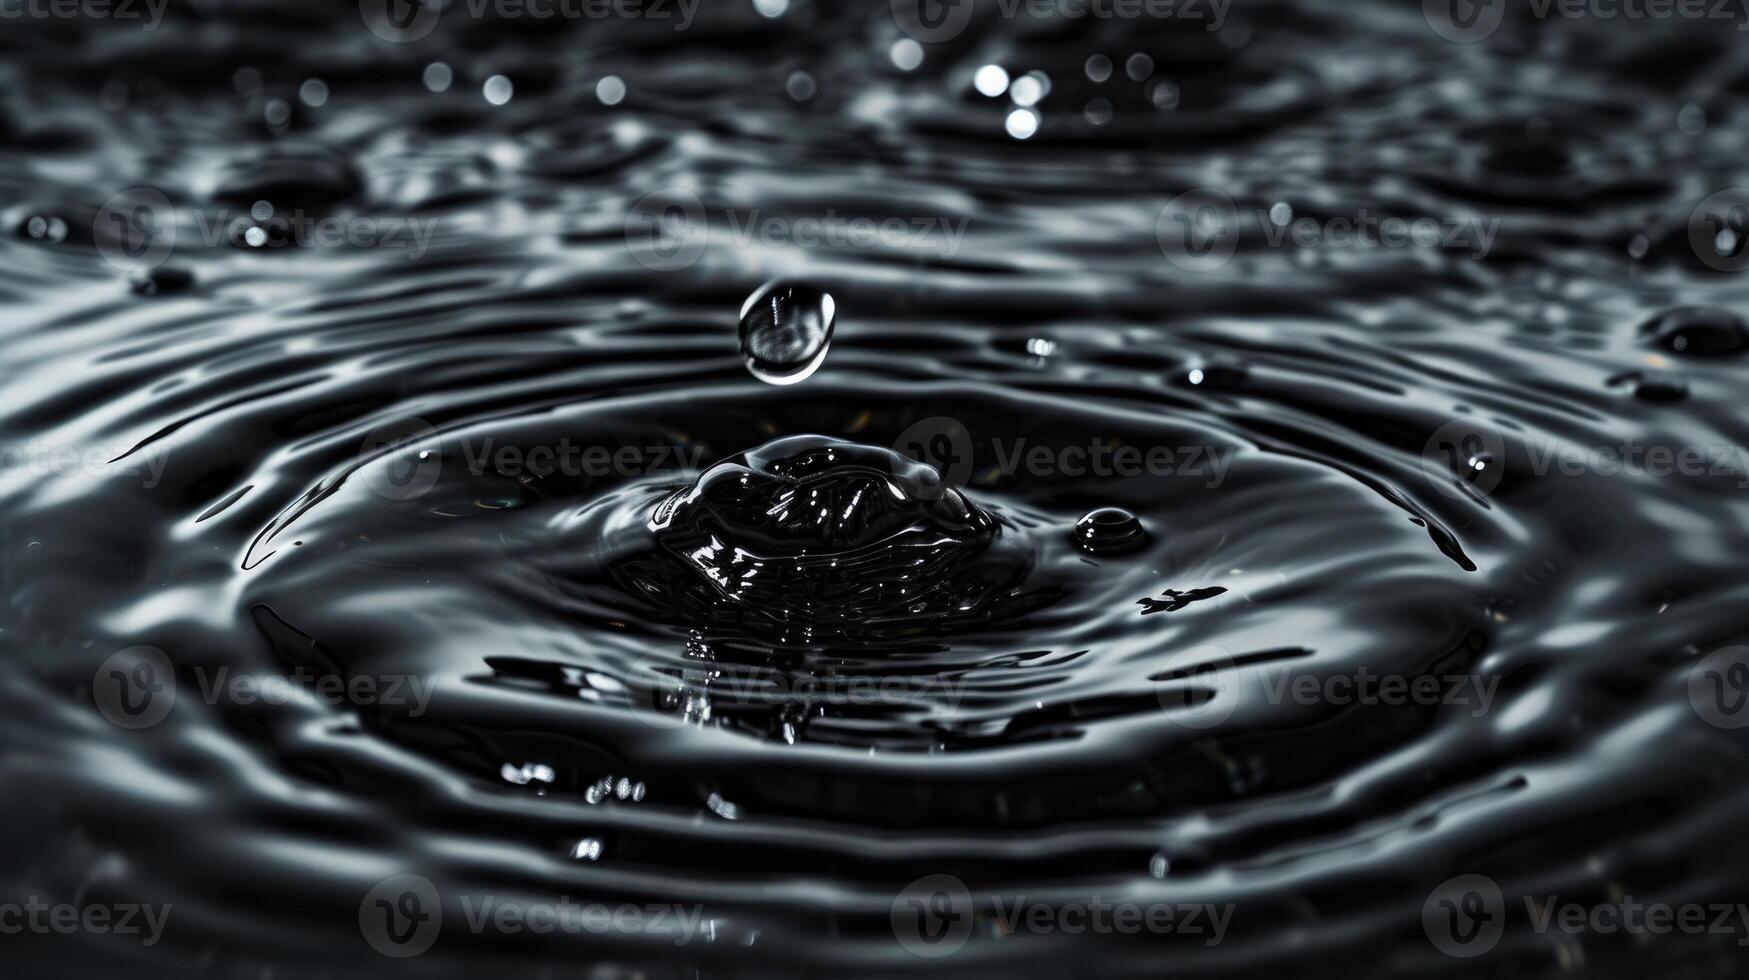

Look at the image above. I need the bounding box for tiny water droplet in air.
[1085,54,1112,83]
[1126,53,1154,81]
[785,70,815,101]
[1006,108,1039,140]
[483,75,514,106]
[974,64,1009,98]
[890,39,923,72]
[1084,98,1113,125]
[299,79,328,108]
[422,62,453,93]
[597,75,626,106]
[1074,507,1146,554]
[1010,73,1044,107]
[739,281,836,385]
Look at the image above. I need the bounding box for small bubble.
[1005,107,1039,140]
[298,78,329,108]
[422,62,453,93]
[250,200,274,222]
[597,75,626,106]
[786,70,816,101]
[244,226,268,248]
[1084,97,1113,126]
[890,39,923,72]
[973,64,1010,98]
[1126,53,1154,81]
[1149,852,1171,878]
[1269,202,1293,225]
[1085,54,1113,83]
[263,98,291,128]
[1074,507,1147,555]
[1627,234,1649,259]
[483,74,514,106]
[569,838,603,861]
[1009,73,1043,107]
[739,280,837,385]
[1150,80,1179,109]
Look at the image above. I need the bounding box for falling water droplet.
[738,281,836,385]
[1074,507,1146,554]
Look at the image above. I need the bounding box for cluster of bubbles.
[970,49,1178,139]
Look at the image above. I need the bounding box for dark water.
[6,1,1749,976]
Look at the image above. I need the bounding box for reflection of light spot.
[973,64,1009,98]
[890,39,923,72]
[1009,74,1043,107]
[299,78,329,108]
[422,62,453,93]
[1005,108,1038,140]
[244,226,268,248]
[483,74,514,106]
[1188,368,1205,385]
[597,75,626,106]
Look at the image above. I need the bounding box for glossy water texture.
[5,2,1749,977]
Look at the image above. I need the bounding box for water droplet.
[1640,307,1748,357]
[1085,54,1113,83]
[597,75,626,106]
[569,838,603,860]
[483,74,514,106]
[1149,80,1179,109]
[785,70,815,102]
[1269,202,1293,225]
[298,78,329,108]
[1009,73,1044,107]
[1126,53,1154,81]
[974,64,1009,98]
[753,0,789,15]
[1627,234,1649,259]
[1678,102,1706,135]
[422,62,453,93]
[263,98,291,129]
[739,281,836,385]
[1084,98,1113,126]
[1074,507,1146,555]
[1005,107,1039,140]
[890,39,923,72]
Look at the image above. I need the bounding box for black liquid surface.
[5,2,1749,977]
